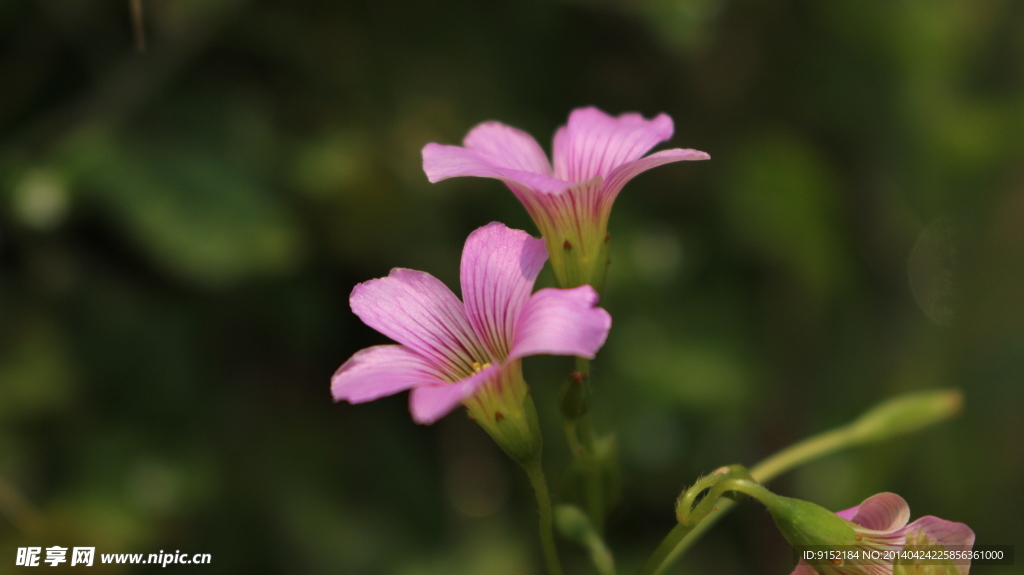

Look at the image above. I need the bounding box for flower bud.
[762,494,860,549]
[849,389,962,444]
[559,369,591,420]
[555,504,593,543]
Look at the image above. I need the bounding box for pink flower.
[422,107,709,291]
[790,493,975,575]
[332,222,611,458]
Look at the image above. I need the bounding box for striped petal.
[422,143,570,193]
[409,363,501,424]
[552,107,675,182]
[848,493,911,533]
[350,268,487,381]
[463,121,552,175]
[332,345,445,404]
[905,516,975,575]
[510,285,611,361]
[603,148,710,203]
[460,222,548,360]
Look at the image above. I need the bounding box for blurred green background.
[1,0,1022,573]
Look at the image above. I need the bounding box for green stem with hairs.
[639,389,963,575]
[523,457,565,575]
[637,423,888,575]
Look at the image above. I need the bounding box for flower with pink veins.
[332,222,611,462]
[789,492,975,575]
[422,107,709,291]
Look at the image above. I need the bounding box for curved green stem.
[677,479,772,528]
[585,529,617,575]
[636,523,690,575]
[523,458,565,575]
[639,390,964,575]
[557,504,618,575]
[639,426,865,575]
[749,427,853,483]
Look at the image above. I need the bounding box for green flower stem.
[584,526,617,575]
[556,505,618,575]
[637,523,690,575]
[637,429,853,575]
[562,356,607,532]
[523,457,565,575]
[659,384,962,568]
[748,427,854,483]
[637,389,963,575]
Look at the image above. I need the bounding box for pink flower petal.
[849,492,911,533]
[905,516,975,575]
[332,345,445,403]
[509,285,612,361]
[835,504,861,521]
[422,143,570,193]
[603,148,710,202]
[463,121,553,176]
[408,363,501,424]
[788,560,820,575]
[552,107,675,182]
[905,515,975,547]
[350,268,488,380]
[460,222,548,359]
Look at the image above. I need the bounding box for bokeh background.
[2,0,1023,573]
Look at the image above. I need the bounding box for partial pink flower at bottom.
[331,222,611,460]
[423,107,709,291]
[791,492,975,575]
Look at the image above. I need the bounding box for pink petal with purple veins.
[409,363,502,424]
[421,143,570,193]
[848,492,911,533]
[460,222,548,360]
[350,268,487,380]
[463,121,552,175]
[905,516,976,575]
[603,148,710,201]
[552,107,675,182]
[835,504,861,521]
[332,345,445,403]
[510,285,612,361]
